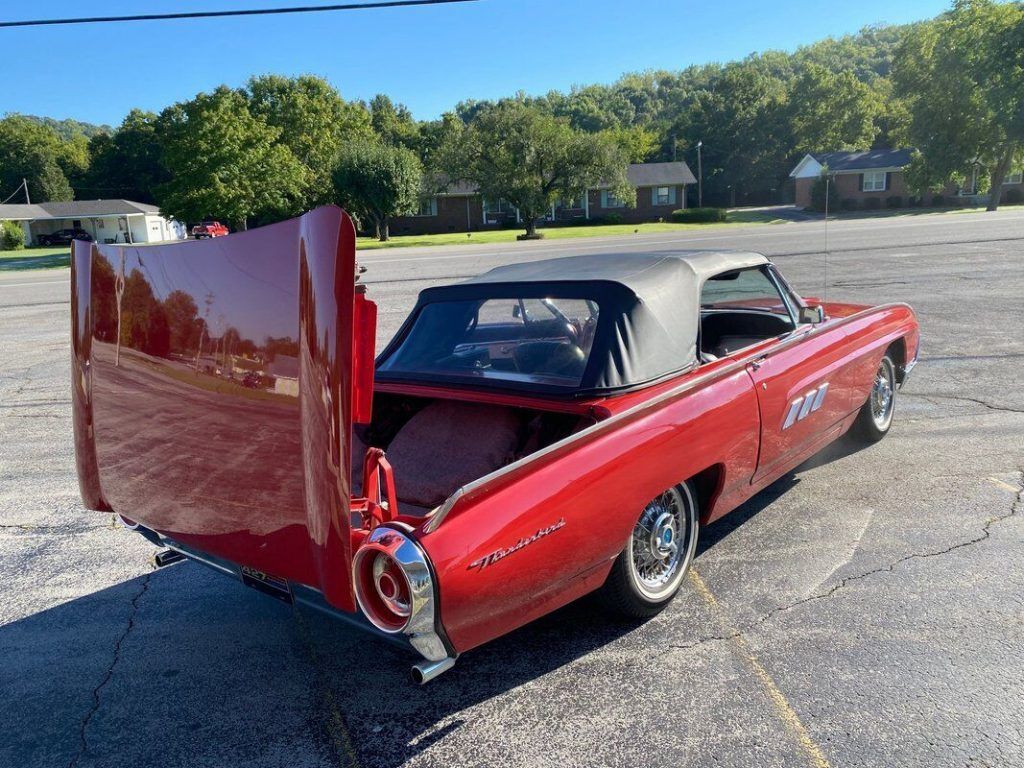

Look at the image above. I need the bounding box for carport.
[0,199,181,245]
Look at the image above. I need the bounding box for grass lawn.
[0,246,71,271]
[356,209,784,250]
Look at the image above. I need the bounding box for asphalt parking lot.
[2,209,1022,768]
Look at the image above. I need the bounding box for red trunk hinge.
[352,447,399,530]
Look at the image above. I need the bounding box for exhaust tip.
[153,549,186,568]
[411,656,456,685]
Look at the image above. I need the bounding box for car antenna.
[822,171,831,302]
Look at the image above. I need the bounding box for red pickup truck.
[191,221,228,239]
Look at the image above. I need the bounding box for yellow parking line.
[987,477,1020,493]
[293,611,362,768]
[689,569,832,768]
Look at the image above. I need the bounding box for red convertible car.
[71,207,919,683]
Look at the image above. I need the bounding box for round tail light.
[353,530,420,633]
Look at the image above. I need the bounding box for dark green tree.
[247,75,373,208]
[368,94,421,151]
[81,110,168,203]
[0,115,75,202]
[788,64,881,154]
[894,0,1024,210]
[158,86,307,229]
[332,141,423,241]
[439,101,632,238]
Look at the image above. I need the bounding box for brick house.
[790,149,916,209]
[388,161,697,236]
[790,148,1024,209]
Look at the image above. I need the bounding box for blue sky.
[3,0,952,127]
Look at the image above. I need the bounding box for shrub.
[840,198,858,211]
[0,221,25,251]
[886,196,903,209]
[931,194,945,207]
[669,207,727,223]
[592,212,624,225]
[809,175,840,212]
[864,197,881,210]
[1005,188,1023,205]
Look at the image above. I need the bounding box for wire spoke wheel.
[626,485,697,601]
[870,357,896,431]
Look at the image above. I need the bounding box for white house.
[0,199,185,246]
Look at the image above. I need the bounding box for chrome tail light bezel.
[352,526,450,662]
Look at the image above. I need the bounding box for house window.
[1004,171,1023,185]
[652,186,676,206]
[561,195,584,210]
[602,190,625,208]
[413,197,437,217]
[862,171,887,192]
[484,198,514,215]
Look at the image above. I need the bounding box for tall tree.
[788,64,881,154]
[894,0,1024,210]
[670,59,792,206]
[368,94,421,151]
[247,75,373,208]
[81,109,168,203]
[158,86,307,229]
[440,101,632,238]
[0,115,76,202]
[332,141,422,241]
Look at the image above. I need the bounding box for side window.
[699,267,796,360]
[701,267,793,320]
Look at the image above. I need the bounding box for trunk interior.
[353,391,596,517]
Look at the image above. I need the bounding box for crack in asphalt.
[0,523,107,532]
[0,399,73,409]
[904,392,1024,414]
[0,300,72,309]
[67,571,152,768]
[672,471,1024,653]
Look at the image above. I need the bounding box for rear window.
[378,297,600,387]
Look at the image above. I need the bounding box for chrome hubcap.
[629,487,692,599]
[870,359,895,429]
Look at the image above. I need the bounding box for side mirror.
[799,305,826,325]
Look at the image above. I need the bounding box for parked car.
[191,220,229,239]
[38,228,92,246]
[70,207,919,684]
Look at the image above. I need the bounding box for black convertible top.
[380,251,770,393]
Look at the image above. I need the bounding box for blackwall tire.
[851,354,896,444]
[600,481,699,619]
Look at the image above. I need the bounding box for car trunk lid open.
[72,206,374,612]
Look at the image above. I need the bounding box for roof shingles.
[0,199,161,221]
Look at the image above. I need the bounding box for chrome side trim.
[796,391,817,420]
[424,302,916,533]
[811,382,829,412]
[162,538,241,580]
[782,398,804,429]
[899,335,920,388]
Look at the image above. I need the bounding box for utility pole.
[696,141,703,208]
[22,178,30,204]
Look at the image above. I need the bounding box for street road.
[2,208,1022,768]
